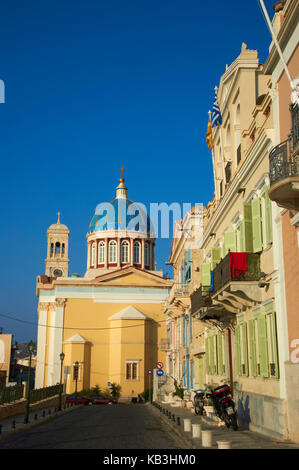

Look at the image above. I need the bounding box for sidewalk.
[151,401,299,449]
[0,403,80,441]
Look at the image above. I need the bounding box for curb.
[149,403,198,449]
[0,404,83,442]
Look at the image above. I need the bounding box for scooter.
[206,384,238,430]
[193,389,206,415]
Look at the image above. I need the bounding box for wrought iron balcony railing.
[269,135,299,186]
[213,252,260,294]
[269,103,299,187]
[190,285,212,315]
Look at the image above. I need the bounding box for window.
[109,241,117,263]
[145,242,150,266]
[126,361,139,380]
[133,241,140,264]
[62,243,65,255]
[55,242,60,255]
[50,243,54,256]
[98,241,105,264]
[121,241,130,263]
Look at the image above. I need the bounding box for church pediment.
[94,266,172,288]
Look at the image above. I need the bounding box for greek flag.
[211,91,222,128]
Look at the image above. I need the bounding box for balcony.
[212,252,261,311]
[190,285,212,316]
[159,338,170,352]
[269,103,299,211]
[167,282,190,311]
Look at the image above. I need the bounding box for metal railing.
[290,103,299,149]
[269,103,299,186]
[190,285,212,314]
[213,252,260,293]
[173,283,189,296]
[269,136,299,186]
[0,384,24,405]
[29,384,63,404]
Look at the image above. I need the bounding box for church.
[35,169,172,398]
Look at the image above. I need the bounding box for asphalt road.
[0,403,185,449]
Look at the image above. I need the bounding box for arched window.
[145,242,150,266]
[91,243,95,266]
[226,122,231,147]
[55,242,60,255]
[109,240,117,263]
[121,241,130,264]
[50,243,54,256]
[133,241,140,264]
[62,243,65,255]
[98,241,105,264]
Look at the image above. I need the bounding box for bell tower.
[45,212,70,278]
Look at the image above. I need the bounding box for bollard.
[183,418,192,432]
[177,417,180,426]
[192,423,201,438]
[217,441,232,449]
[201,430,213,448]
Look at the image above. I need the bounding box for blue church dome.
[87,175,154,235]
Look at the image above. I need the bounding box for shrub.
[141,389,153,402]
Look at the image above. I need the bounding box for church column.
[141,238,145,270]
[152,242,155,270]
[117,238,121,268]
[105,238,108,269]
[47,299,66,386]
[35,302,49,388]
[87,242,91,269]
[130,239,134,266]
[94,240,98,268]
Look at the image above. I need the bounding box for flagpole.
[208,110,217,199]
[258,0,298,104]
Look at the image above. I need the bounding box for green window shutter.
[218,333,224,375]
[214,335,218,375]
[241,323,249,377]
[272,312,279,379]
[211,247,222,269]
[205,338,210,374]
[257,315,269,378]
[242,202,253,252]
[264,190,273,246]
[201,262,211,287]
[235,325,242,376]
[249,320,257,377]
[224,230,237,256]
[252,197,263,253]
[198,356,204,389]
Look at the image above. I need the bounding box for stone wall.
[0,394,65,420]
[235,389,287,440]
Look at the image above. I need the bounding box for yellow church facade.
[35,172,172,398]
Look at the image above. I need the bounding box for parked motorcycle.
[193,389,206,415]
[206,384,238,430]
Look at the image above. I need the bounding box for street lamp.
[24,340,35,424]
[58,352,65,411]
[74,361,79,397]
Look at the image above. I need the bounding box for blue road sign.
[156,369,164,376]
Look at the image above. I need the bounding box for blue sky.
[0,0,274,342]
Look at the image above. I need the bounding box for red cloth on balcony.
[229,252,247,279]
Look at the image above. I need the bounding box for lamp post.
[24,341,34,424]
[74,361,79,397]
[58,352,65,411]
